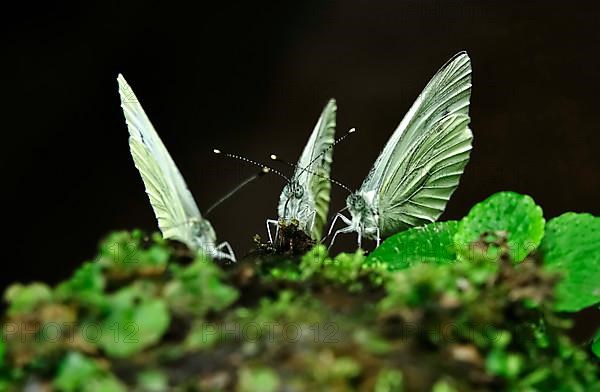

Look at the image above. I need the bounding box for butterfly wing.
[279,99,336,239]
[117,74,214,249]
[358,52,473,236]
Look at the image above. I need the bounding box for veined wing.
[358,52,472,236]
[378,114,472,235]
[289,99,336,239]
[118,74,207,249]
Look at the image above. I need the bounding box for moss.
[2,191,600,391]
[0,227,597,391]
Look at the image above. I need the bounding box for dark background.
[1,1,599,294]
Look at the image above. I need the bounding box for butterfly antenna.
[270,154,352,194]
[303,127,356,173]
[270,128,356,174]
[204,167,270,217]
[269,127,356,194]
[269,154,296,170]
[213,149,290,183]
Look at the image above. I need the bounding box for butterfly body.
[347,191,380,237]
[328,191,380,248]
[278,179,317,234]
[328,52,473,249]
[188,218,216,249]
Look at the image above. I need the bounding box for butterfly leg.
[326,213,352,239]
[310,210,316,233]
[266,219,280,244]
[216,241,236,262]
[328,225,354,250]
[376,228,381,248]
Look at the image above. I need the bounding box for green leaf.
[454,192,545,262]
[540,213,600,311]
[99,284,170,357]
[367,221,458,270]
[592,327,600,359]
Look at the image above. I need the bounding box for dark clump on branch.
[251,220,316,257]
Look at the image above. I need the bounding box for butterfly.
[117,74,236,262]
[328,52,473,249]
[266,99,337,243]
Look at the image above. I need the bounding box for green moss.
[136,370,169,392]
[164,256,239,317]
[4,283,53,316]
[97,283,170,357]
[375,369,404,392]
[0,191,598,391]
[238,367,280,392]
[53,352,126,392]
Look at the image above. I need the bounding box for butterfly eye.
[191,220,209,236]
[294,186,304,199]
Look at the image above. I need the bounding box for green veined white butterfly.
[117,74,236,262]
[266,99,337,242]
[328,52,473,248]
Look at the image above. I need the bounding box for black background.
[1,1,599,296]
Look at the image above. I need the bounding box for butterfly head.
[347,193,367,214]
[190,218,214,238]
[283,180,305,200]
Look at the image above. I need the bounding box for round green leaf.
[540,213,600,311]
[454,192,545,262]
[367,221,459,270]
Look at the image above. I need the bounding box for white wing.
[278,99,336,239]
[359,52,472,236]
[117,74,212,249]
[295,99,337,238]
